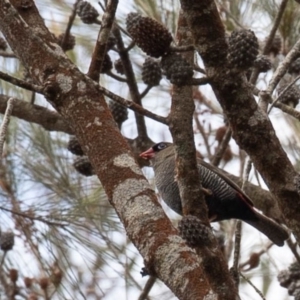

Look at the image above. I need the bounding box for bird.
[140,142,289,246]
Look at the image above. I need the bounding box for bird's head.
[139,142,172,160]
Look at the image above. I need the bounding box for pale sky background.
[0,0,298,299]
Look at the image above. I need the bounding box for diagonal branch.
[0,95,73,134]
[60,0,80,51]
[88,0,118,81]
[0,70,43,93]
[267,39,300,95]
[98,86,167,124]
[250,0,289,84]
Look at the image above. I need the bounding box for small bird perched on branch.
[140,142,289,246]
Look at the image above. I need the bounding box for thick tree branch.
[169,11,237,299]
[180,0,300,243]
[0,2,212,299]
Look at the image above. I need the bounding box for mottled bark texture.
[0,1,211,299]
[180,0,300,241]
[168,11,237,299]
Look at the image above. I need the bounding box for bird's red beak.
[139,147,155,159]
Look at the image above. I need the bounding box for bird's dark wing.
[198,158,254,207]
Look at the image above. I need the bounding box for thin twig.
[263,0,289,56]
[268,74,300,114]
[43,287,50,300]
[0,95,74,134]
[232,158,252,287]
[0,206,68,227]
[190,77,210,85]
[211,127,232,167]
[0,262,10,298]
[239,149,247,179]
[0,98,14,158]
[0,252,7,267]
[240,273,266,300]
[225,220,237,262]
[218,3,244,29]
[232,220,242,287]
[138,276,156,300]
[194,112,212,158]
[98,85,167,124]
[274,102,300,121]
[60,0,80,51]
[254,169,262,188]
[139,85,152,99]
[112,26,148,138]
[239,242,273,271]
[0,51,16,58]
[169,44,195,52]
[88,0,118,81]
[97,2,130,37]
[242,159,252,187]
[125,40,135,52]
[94,19,102,26]
[250,0,289,85]
[194,64,206,75]
[286,238,300,265]
[0,71,43,93]
[267,38,300,96]
[107,70,127,82]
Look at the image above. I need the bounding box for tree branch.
[0,95,73,134]
[180,0,300,244]
[0,97,14,157]
[0,70,43,93]
[97,86,168,124]
[168,11,237,299]
[250,0,289,84]
[88,0,118,81]
[112,25,149,141]
[0,2,213,299]
[59,0,79,52]
[267,38,300,95]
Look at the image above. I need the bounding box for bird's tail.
[244,213,289,246]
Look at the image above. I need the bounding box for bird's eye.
[157,143,166,150]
